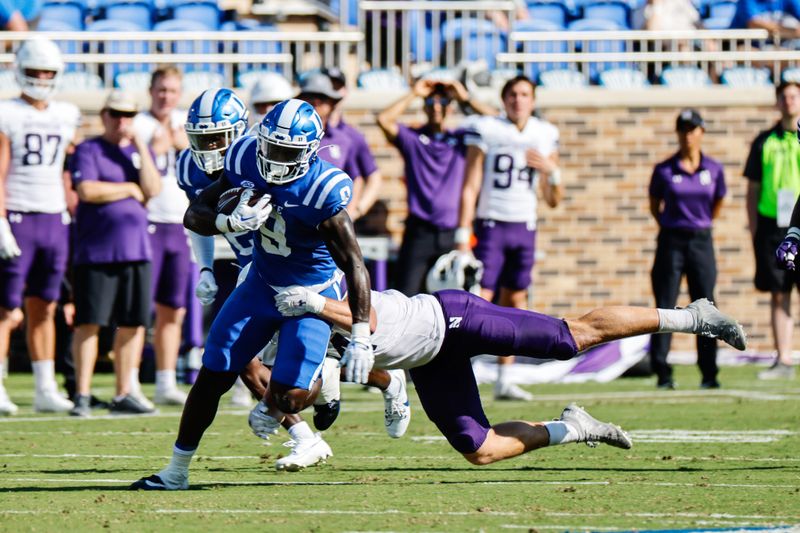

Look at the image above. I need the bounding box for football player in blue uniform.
[132,99,373,489]
[174,88,338,470]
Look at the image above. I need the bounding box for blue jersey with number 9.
[176,147,255,266]
[223,134,353,287]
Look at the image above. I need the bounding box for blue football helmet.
[257,98,324,185]
[185,88,249,173]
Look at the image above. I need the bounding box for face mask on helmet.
[187,125,243,173]
[426,251,484,295]
[14,39,64,103]
[185,88,249,174]
[255,99,323,185]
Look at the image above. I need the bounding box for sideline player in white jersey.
[0,39,81,415]
[456,74,563,402]
[268,274,747,465]
[131,66,192,407]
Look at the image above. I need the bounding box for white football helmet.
[426,251,484,295]
[14,39,64,102]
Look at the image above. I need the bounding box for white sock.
[31,359,57,394]
[129,368,142,393]
[0,361,5,386]
[161,445,195,479]
[156,369,177,394]
[496,364,509,387]
[544,421,580,446]
[287,421,315,442]
[383,373,402,398]
[657,308,696,333]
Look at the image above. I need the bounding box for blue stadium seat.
[598,67,649,88]
[707,0,736,19]
[35,20,83,72]
[409,17,435,63]
[114,71,152,90]
[100,0,154,30]
[537,69,588,88]
[580,0,631,28]
[660,66,712,87]
[782,67,800,83]
[85,19,152,81]
[237,25,283,75]
[165,0,220,30]
[357,69,408,90]
[514,19,568,81]
[526,1,569,28]
[720,66,771,87]
[702,16,733,29]
[153,19,221,74]
[59,71,104,91]
[39,0,85,30]
[440,18,508,70]
[567,18,627,80]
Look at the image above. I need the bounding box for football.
[216,187,265,215]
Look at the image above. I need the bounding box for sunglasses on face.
[107,109,137,119]
[424,96,451,107]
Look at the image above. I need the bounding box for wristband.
[200,267,214,274]
[351,322,370,339]
[788,227,800,240]
[547,168,562,186]
[454,227,472,245]
[215,213,232,233]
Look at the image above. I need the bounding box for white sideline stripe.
[546,511,800,520]
[4,478,795,489]
[0,453,453,460]
[0,409,250,423]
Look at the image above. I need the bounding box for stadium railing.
[0,30,362,88]
[501,29,800,85]
[356,1,517,80]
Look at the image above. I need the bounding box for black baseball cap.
[321,67,346,88]
[676,108,705,131]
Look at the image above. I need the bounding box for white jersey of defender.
[0,98,80,213]
[367,289,446,370]
[464,114,559,228]
[134,109,189,224]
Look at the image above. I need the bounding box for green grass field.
[1,365,799,532]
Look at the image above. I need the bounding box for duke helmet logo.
[340,185,352,206]
[241,180,255,188]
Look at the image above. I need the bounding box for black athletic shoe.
[313,399,340,431]
[69,394,91,417]
[90,395,110,409]
[109,394,156,415]
[129,474,187,490]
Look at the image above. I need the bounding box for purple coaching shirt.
[70,137,153,265]
[318,121,360,179]
[394,124,468,229]
[339,120,378,179]
[649,152,727,231]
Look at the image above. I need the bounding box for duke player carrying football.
[269,258,747,465]
[456,74,563,402]
[0,39,81,415]
[132,99,372,489]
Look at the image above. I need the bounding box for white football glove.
[217,190,272,233]
[0,218,21,260]
[340,337,374,384]
[248,400,281,440]
[274,285,326,316]
[194,269,218,306]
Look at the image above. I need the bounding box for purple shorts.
[148,222,192,309]
[409,290,578,454]
[473,219,536,292]
[0,212,69,309]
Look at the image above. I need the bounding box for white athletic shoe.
[229,379,254,408]
[154,388,188,406]
[34,390,74,413]
[758,361,796,380]
[559,403,632,449]
[494,382,534,401]
[275,433,333,471]
[686,298,747,351]
[0,388,18,416]
[130,389,156,411]
[382,369,410,438]
[130,470,189,491]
